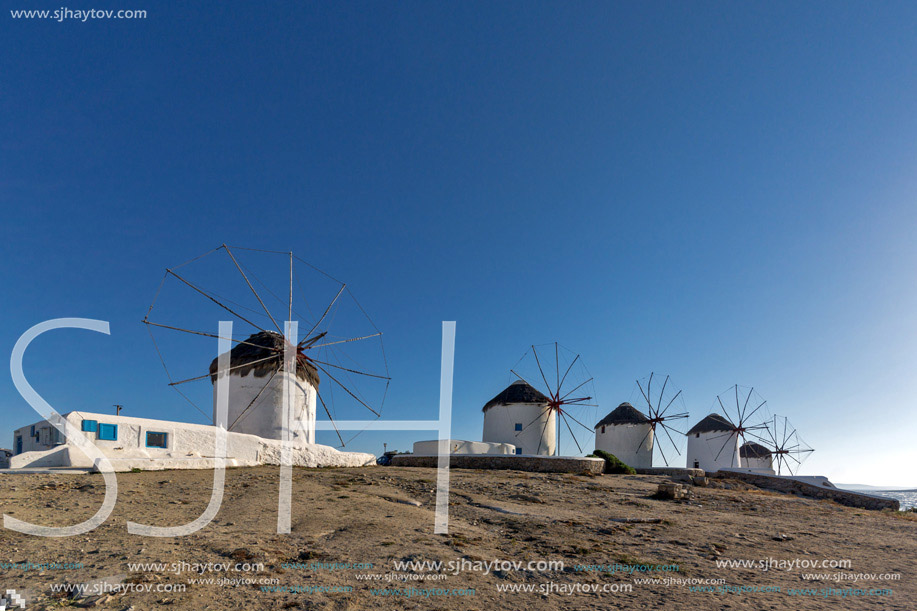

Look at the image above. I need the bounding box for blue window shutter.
[98,423,118,441]
[81,420,98,433]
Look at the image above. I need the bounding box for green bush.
[587,449,636,475]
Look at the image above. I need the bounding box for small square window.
[514,423,523,431]
[97,423,118,441]
[146,432,168,449]
[515,447,523,455]
[81,420,98,433]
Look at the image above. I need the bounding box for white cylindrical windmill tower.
[686,413,740,472]
[210,331,319,445]
[482,380,555,456]
[739,442,774,473]
[594,402,653,468]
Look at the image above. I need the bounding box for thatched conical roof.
[482,380,549,412]
[208,331,320,387]
[740,442,771,459]
[595,402,650,428]
[687,413,734,435]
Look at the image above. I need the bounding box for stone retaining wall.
[389,454,605,474]
[712,470,899,511]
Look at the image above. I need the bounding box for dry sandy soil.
[1,466,915,610]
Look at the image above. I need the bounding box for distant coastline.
[837,483,917,492]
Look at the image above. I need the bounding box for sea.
[868,490,917,510]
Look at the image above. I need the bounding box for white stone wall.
[9,411,373,471]
[686,430,741,472]
[594,422,653,468]
[482,403,556,456]
[12,419,64,455]
[412,439,516,456]
[217,370,316,445]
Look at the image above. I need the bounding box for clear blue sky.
[2,2,916,486]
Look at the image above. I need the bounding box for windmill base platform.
[389,453,605,474]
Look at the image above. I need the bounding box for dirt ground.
[0,466,915,610]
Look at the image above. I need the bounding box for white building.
[482,380,556,456]
[739,442,775,474]
[594,402,653,468]
[686,413,739,472]
[9,330,371,471]
[10,411,372,471]
[12,419,65,456]
[412,439,516,455]
[214,331,317,444]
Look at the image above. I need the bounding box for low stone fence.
[389,454,605,474]
[712,470,899,511]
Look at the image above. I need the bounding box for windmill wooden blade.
[516,406,553,436]
[714,431,738,462]
[144,245,389,448]
[510,343,598,456]
[531,345,553,397]
[743,400,768,425]
[746,414,814,476]
[165,268,267,333]
[656,433,670,466]
[534,415,552,456]
[658,422,682,456]
[636,379,653,412]
[229,370,279,431]
[622,373,689,467]
[557,354,580,396]
[740,387,754,424]
[316,390,345,447]
[656,375,669,414]
[660,389,682,418]
[224,244,282,334]
[560,377,594,401]
[561,410,597,434]
[560,412,583,454]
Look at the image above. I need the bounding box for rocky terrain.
[0,466,915,610]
